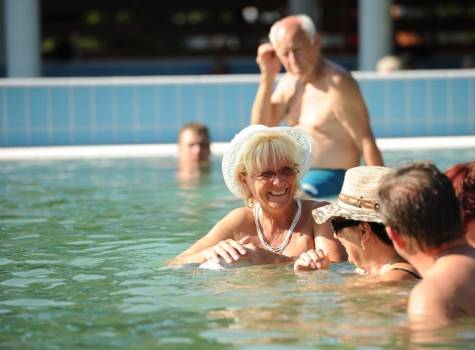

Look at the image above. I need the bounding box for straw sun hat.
[313,166,394,224]
[222,125,314,199]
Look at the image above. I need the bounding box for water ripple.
[24,259,60,265]
[72,274,106,282]
[0,258,14,265]
[66,240,96,246]
[0,299,75,307]
[0,278,64,288]
[0,218,48,225]
[70,257,104,267]
[12,269,53,277]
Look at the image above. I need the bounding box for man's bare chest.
[287,89,336,129]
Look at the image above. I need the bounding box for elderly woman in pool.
[168,125,346,267]
[294,166,420,282]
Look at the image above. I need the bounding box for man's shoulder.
[277,73,298,87]
[410,278,438,300]
[323,60,350,77]
[408,278,447,321]
[407,280,450,328]
[322,60,358,91]
[274,73,299,97]
[413,261,475,304]
[325,59,350,73]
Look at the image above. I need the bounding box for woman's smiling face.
[244,162,299,212]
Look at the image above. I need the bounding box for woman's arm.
[314,222,347,262]
[311,203,347,262]
[166,208,249,266]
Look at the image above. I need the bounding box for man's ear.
[386,226,405,250]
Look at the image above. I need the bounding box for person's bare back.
[408,245,475,329]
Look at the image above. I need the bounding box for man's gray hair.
[269,14,317,47]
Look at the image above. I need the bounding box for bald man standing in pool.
[251,14,383,198]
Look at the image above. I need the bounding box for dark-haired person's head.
[378,161,464,251]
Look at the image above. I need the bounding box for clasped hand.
[203,236,256,265]
[294,249,330,271]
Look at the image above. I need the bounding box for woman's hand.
[294,249,330,271]
[203,236,252,264]
[202,236,293,266]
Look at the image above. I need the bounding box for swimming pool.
[1,148,475,349]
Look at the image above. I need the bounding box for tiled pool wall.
[1,71,474,147]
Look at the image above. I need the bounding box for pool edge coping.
[0,135,474,161]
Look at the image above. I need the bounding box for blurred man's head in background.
[178,123,210,167]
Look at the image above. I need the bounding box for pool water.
[1,149,475,349]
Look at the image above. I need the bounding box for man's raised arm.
[251,43,284,126]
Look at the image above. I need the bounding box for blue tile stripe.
[0,72,474,146]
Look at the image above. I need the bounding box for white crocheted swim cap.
[222,125,314,199]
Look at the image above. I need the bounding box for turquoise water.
[1,149,475,349]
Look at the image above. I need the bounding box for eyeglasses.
[255,166,299,182]
[330,219,360,235]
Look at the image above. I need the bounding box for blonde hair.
[234,132,300,193]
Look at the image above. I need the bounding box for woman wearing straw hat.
[168,125,346,267]
[294,166,420,281]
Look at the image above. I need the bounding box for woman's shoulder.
[381,262,421,281]
[213,207,254,235]
[226,206,253,220]
[300,198,332,210]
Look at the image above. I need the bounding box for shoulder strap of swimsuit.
[389,263,422,279]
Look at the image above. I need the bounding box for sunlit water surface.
[1,149,475,349]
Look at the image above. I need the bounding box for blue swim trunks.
[301,168,346,198]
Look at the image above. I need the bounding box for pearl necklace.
[253,198,302,254]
